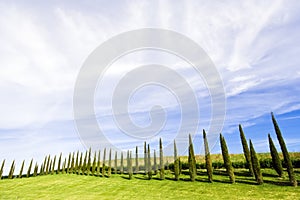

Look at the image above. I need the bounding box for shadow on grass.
[263,179,291,186]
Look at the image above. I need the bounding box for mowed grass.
[1,168,300,200]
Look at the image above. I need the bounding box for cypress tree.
[188,134,196,182]
[120,151,124,174]
[174,140,180,181]
[57,153,62,174]
[102,148,106,177]
[75,151,79,173]
[46,155,51,175]
[19,160,25,178]
[159,138,165,180]
[144,142,147,175]
[40,163,44,175]
[249,140,263,185]
[135,146,139,174]
[8,160,15,179]
[239,124,254,176]
[203,130,213,183]
[220,134,235,183]
[42,155,47,175]
[0,160,5,179]
[97,150,101,176]
[79,152,83,175]
[49,160,52,175]
[87,148,91,175]
[128,151,133,180]
[271,112,297,186]
[82,150,88,174]
[114,151,118,174]
[108,149,112,177]
[268,134,283,177]
[92,151,97,175]
[52,155,56,175]
[33,163,38,177]
[62,158,66,174]
[70,152,75,174]
[27,159,33,178]
[147,144,152,180]
[154,149,158,175]
[66,153,71,174]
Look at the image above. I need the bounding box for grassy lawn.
[0,169,299,200]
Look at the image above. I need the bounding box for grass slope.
[0,169,299,200]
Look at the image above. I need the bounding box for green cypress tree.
[0,159,5,179]
[62,158,66,174]
[92,151,97,176]
[79,152,83,175]
[114,151,118,174]
[271,112,297,186]
[66,153,71,174]
[42,155,47,175]
[220,134,235,183]
[144,142,147,175]
[8,160,15,179]
[82,150,88,174]
[33,163,38,177]
[52,155,56,175]
[147,144,152,180]
[239,124,254,176]
[135,146,139,174]
[70,152,75,174]
[154,149,158,175]
[203,130,213,183]
[128,151,133,180]
[188,134,196,182]
[97,150,101,176]
[75,151,79,174]
[26,159,33,178]
[249,140,263,185]
[57,153,62,174]
[108,149,112,177]
[49,160,52,175]
[159,138,165,180]
[19,160,25,178]
[87,148,91,175]
[40,163,44,175]
[174,140,180,181]
[102,148,106,177]
[46,155,51,175]
[120,151,124,174]
[268,134,283,177]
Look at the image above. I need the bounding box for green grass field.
[1,168,299,200]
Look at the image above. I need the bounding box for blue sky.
[0,0,300,173]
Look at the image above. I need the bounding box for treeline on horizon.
[0,112,298,187]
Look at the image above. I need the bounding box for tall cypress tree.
[135,146,139,174]
[92,151,97,175]
[42,155,47,175]
[174,140,180,181]
[239,124,254,176]
[57,153,62,174]
[97,150,101,176]
[249,140,263,185]
[203,130,213,183]
[159,138,165,180]
[33,163,38,177]
[46,155,51,175]
[27,159,33,178]
[78,152,83,175]
[87,148,91,176]
[128,151,133,179]
[49,160,52,176]
[102,148,106,177]
[144,142,147,175]
[75,151,79,174]
[0,160,5,179]
[120,151,124,174]
[8,160,15,179]
[268,134,283,177]
[153,149,158,175]
[220,134,235,183]
[147,144,152,180]
[66,153,71,174]
[82,150,88,174]
[62,158,66,174]
[188,134,196,182]
[271,112,297,186]
[108,149,112,177]
[114,151,118,174]
[19,160,25,178]
[40,163,44,175]
[52,155,56,175]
